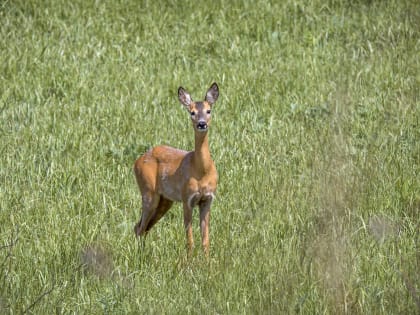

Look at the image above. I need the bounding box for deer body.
[134,83,219,255]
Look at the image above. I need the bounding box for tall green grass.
[1,0,419,313]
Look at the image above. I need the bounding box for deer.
[133,82,219,256]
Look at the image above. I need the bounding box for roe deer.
[134,82,219,255]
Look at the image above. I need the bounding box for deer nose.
[197,121,208,130]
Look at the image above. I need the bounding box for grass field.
[1,0,419,313]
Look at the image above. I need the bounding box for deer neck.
[193,131,213,173]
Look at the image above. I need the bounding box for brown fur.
[134,83,219,255]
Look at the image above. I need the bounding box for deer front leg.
[183,202,194,254]
[199,196,213,256]
[183,192,201,254]
[184,192,197,253]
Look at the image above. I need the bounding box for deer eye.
[190,111,196,117]
[206,109,211,114]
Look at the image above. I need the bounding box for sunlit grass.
[1,0,419,313]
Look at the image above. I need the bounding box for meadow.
[1,0,419,313]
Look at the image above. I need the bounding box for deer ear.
[205,82,219,105]
[178,87,192,107]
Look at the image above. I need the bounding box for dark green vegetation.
[1,0,419,313]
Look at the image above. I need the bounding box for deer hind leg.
[145,197,173,232]
[134,192,160,237]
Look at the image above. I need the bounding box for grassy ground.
[1,0,419,313]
